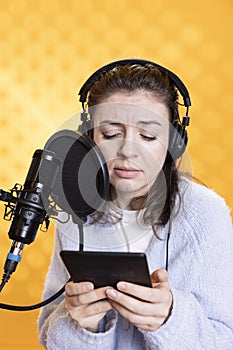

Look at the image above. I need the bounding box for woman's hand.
[105,269,173,331]
[64,281,112,332]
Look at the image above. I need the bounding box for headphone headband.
[78,58,191,108]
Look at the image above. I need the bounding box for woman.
[38,60,233,349]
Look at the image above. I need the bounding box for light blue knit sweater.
[38,179,233,349]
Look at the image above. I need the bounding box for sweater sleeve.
[38,227,118,350]
[139,185,233,350]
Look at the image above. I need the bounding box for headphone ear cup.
[78,111,93,138]
[169,123,188,161]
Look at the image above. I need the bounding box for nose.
[117,137,138,159]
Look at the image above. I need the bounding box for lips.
[113,166,142,179]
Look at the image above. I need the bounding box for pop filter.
[39,129,109,221]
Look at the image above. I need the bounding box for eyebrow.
[99,120,162,126]
[137,120,162,126]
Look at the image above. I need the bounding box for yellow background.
[0,0,232,349]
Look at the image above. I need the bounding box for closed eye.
[140,134,157,141]
[103,133,157,141]
[102,132,121,139]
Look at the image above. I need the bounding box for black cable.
[77,218,84,252]
[0,214,85,311]
[0,272,11,293]
[0,279,70,311]
[165,219,172,271]
[165,160,176,271]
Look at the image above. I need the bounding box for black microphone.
[0,129,109,293]
[0,149,60,292]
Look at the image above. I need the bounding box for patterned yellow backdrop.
[0,0,232,349]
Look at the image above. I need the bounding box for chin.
[112,179,148,197]
[112,179,135,192]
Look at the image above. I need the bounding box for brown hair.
[87,64,180,233]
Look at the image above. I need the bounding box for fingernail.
[106,288,117,299]
[84,283,94,291]
[117,282,126,291]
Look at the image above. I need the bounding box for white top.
[86,209,154,252]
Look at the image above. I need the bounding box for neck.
[113,191,147,211]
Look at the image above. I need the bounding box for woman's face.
[93,91,170,208]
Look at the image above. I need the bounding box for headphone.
[78,58,191,161]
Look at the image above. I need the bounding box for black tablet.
[60,250,152,288]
